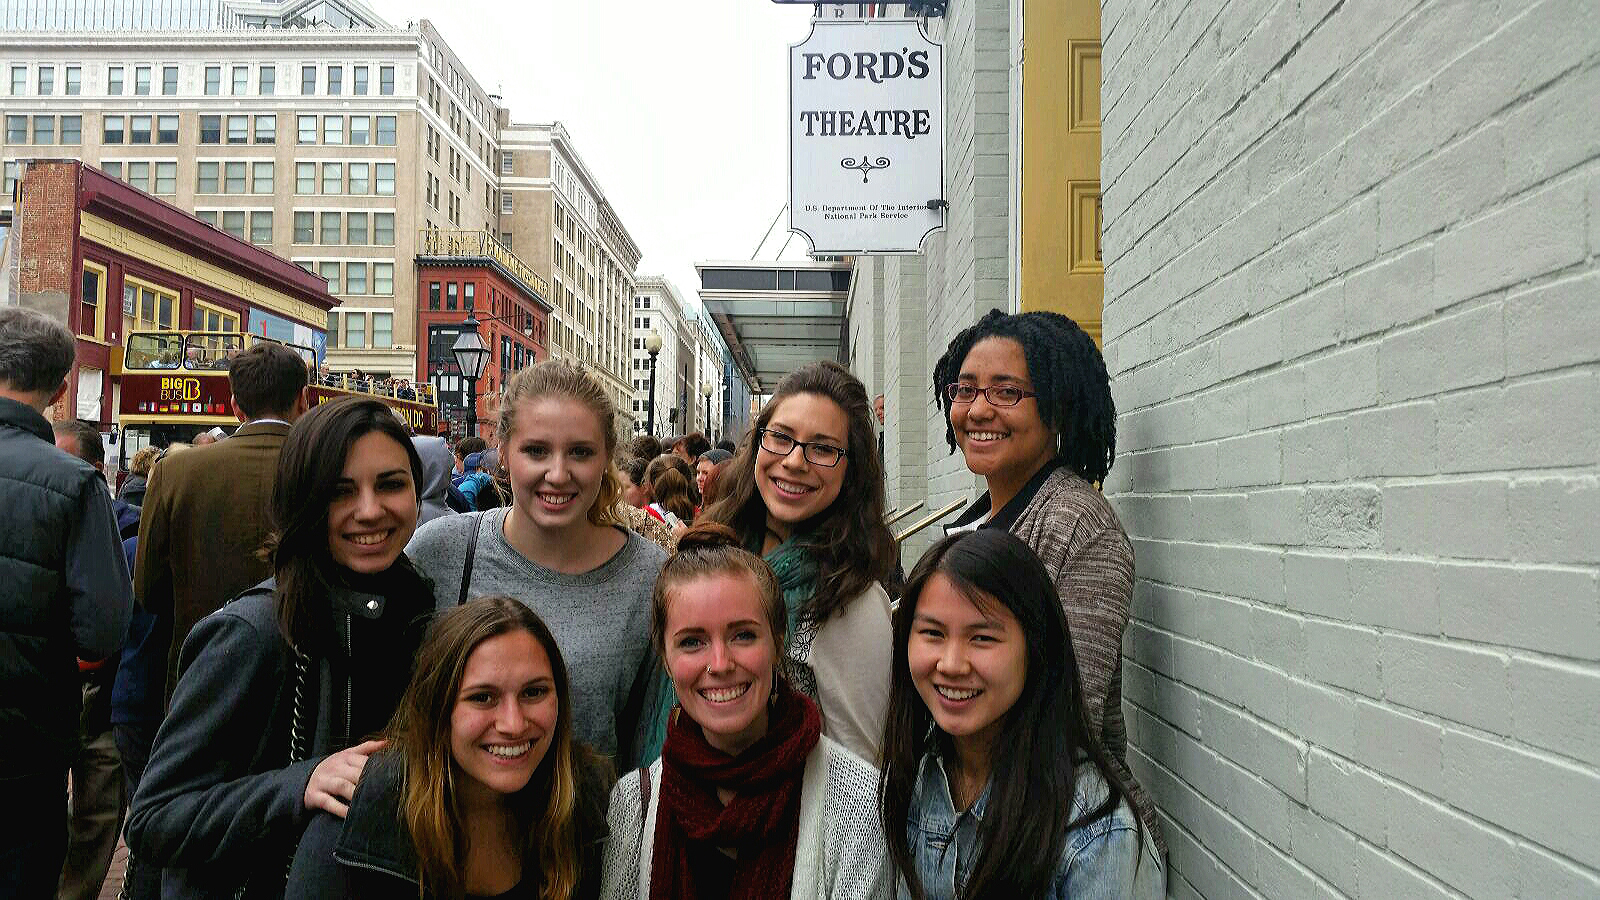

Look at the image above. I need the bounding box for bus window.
[185,332,245,370]
[126,332,184,369]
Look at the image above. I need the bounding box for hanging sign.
[789,19,945,254]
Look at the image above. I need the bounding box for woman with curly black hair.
[931,308,1164,858]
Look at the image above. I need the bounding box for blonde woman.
[407,360,667,768]
[287,596,611,899]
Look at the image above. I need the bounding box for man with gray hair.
[0,307,133,896]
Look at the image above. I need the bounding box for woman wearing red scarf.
[600,524,889,900]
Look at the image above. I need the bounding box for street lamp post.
[450,312,491,439]
[645,330,663,437]
[701,379,713,442]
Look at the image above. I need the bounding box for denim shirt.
[900,752,1163,900]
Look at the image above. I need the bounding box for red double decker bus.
[114,330,438,467]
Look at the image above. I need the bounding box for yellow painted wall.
[1020,0,1103,345]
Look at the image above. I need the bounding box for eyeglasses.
[944,383,1038,407]
[757,428,847,468]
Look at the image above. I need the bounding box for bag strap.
[457,513,481,606]
[637,765,652,845]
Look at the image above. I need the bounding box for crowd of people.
[1,301,1165,899]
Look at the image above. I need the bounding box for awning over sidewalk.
[695,260,852,394]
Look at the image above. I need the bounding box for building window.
[373,264,394,296]
[154,161,176,194]
[499,231,513,249]
[10,65,25,95]
[322,115,343,144]
[161,64,177,95]
[295,162,314,194]
[250,210,272,244]
[327,65,342,95]
[353,65,368,95]
[221,210,246,239]
[107,65,123,95]
[2,161,17,196]
[123,161,151,191]
[301,64,316,95]
[206,65,222,95]
[372,312,392,347]
[32,115,53,145]
[60,115,81,144]
[80,263,106,340]
[345,262,367,295]
[197,162,219,193]
[500,192,512,214]
[125,279,177,332]
[348,162,369,195]
[375,115,396,146]
[158,114,179,143]
[251,161,274,194]
[347,211,368,244]
[501,151,513,174]
[446,283,458,311]
[192,300,240,332]
[326,311,339,348]
[200,115,221,143]
[344,311,366,348]
[375,163,395,196]
[297,114,316,144]
[374,213,395,245]
[260,64,275,95]
[231,65,248,95]
[321,162,342,195]
[4,115,24,143]
[320,211,341,244]
[379,65,394,95]
[224,161,246,193]
[254,114,275,143]
[37,65,53,95]
[429,282,441,310]
[293,210,313,243]
[464,283,476,310]
[319,261,340,293]
[65,65,80,95]
[226,115,247,144]
[134,65,150,95]
[129,115,151,144]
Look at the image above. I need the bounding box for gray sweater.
[405,510,666,763]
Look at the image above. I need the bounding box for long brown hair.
[267,397,423,654]
[702,361,895,622]
[384,596,596,900]
[497,359,624,528]
[645,453,695,522]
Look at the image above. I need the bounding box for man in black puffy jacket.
[0,308,133,896]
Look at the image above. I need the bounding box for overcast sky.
[366,0,818,310]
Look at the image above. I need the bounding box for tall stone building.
[629,274,693,437]
[498,120,641,435]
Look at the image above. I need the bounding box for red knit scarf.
[649,682,822,900]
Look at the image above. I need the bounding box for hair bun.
[674,522,741,553]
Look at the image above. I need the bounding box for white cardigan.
[598,736,890,900]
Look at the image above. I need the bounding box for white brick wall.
[1103,1,1600,897]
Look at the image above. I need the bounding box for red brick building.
[414,230,551,439]
[10,159,336,453]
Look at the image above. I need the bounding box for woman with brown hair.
[407,359,667,769]
[285,596,612,899]
[126,398,435,898]
[645,454,696,527]
[702,361,896,762]
[599,525,888,900]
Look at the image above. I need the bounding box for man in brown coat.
[134,342,309,703]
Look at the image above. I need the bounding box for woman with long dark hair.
[285,596,611,899]
[126,397,435,898]
[644,454,696,527]
[703,361,896,762]
[600,524,888,899]
[881,529,1162,899]
[407,360,666,769]
[930,309,1162,852]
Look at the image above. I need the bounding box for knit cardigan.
[1007,467,1164,854]
[598,736,890,900]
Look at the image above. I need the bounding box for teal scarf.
[765,534,820,639]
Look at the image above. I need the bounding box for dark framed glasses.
[757,428,847,467]
[944,382,1038,407]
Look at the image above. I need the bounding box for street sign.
[789,19,945,255]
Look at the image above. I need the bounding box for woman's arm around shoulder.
[125,603,325,867]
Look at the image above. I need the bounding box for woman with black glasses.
[701,360,897,763]
[930,309,1165,862]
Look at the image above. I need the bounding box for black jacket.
[285,749,611,900]
[0,395,133,777]
[126,566,432,899]
[117,472,147,507]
